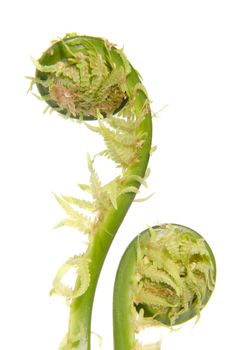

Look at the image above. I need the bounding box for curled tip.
[134,224,216,326]
[32,34,132,120]
[113,224,216,348]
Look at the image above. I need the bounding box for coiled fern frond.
[113,224,216,349]
[30,33,152,350]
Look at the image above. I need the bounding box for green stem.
[68,113,152,349]
[113,235,138,350]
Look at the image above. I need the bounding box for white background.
[0,0,231,349]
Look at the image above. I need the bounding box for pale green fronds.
[98,119,138,147]
[50,262,73,299]
[180,284,195,312]
[106,115,132,131]
[164,237,180,260]
[134,226,216,326]
[54,217,92,235]
[106,114,143,132]
[102,143,135,168]
[51,254,90,302]
[69,255,91,298]
[135,285,178,308]
[85,113,146,168]
[144,249,181,285]
[84,116,143,167]
[54,194,93,234]
[87,154,110,210]
[184,278,202,315]
[188,240,212,260]
[62,195,97,212]
[87,154,102,194]
[53,193,84,218]
[140,266,181,297]
[54,193,93,234]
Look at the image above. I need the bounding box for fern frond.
[87,154,110,211]
[53,193,83,218]
[51,254,90,302]
[98,119,138,147]
[87,154,102,193]
[54,217,92,235]
[68,255,91,298]
[135,286,177,308]
[61,195,97,212]
[164,237,180,260]
[141,266,181,296]
[102,143,135,167]
[106,114,142,132]
[50,262,73,299]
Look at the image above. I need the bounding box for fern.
[31,33,216,350]
[51,254,90,303]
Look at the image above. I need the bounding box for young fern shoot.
[113,224,216,350]
[31,33,152,350]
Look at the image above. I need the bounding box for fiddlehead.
[113,224,216,350]
[30,33,152,350]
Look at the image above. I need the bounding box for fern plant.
[30,33,216,350]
